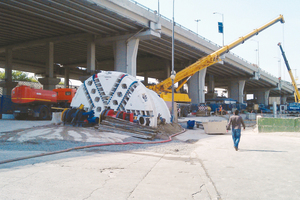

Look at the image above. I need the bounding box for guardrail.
[129,0,281,81]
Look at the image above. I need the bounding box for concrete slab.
[1,115,300,199]
[0,150,218,200]
[1,124,129,143]
[0,119,53,133]
[192,129,300,200]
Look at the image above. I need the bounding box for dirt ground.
[0,121,185,142]
[156,123,184,139]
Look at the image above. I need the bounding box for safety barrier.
[257,116,300,132]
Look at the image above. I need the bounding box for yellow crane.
[148,15,285,103]
[278,42,300,103]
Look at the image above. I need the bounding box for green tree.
[0,70,4,80]
[0,70,37,82]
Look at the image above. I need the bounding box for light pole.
[274,56,282,104]
[251,39,259,67]
[157,0,160,17]
[213,12,224,46]
[254,49,258,67]
[274,57,281,80]
[171,0,175,123]
[195,19,201,35]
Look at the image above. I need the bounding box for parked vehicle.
[278,43,300,114]
[11,85,76,120]
[258,104,272,113]
[206,98,247,114]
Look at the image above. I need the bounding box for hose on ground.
[0,128,186,165]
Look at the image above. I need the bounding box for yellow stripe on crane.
[11,97,52,102]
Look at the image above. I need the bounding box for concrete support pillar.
[113,38,139,77]
[38,78,60,90]
[253,89,270,105]
[38,42,60,90]
[188,68,207,104]
[5,48,13,85]
[164,60,171,80]
[114,40,126,73]
[46,42,54,78]
[206,74,217,99]
[228,80,246,103]
[208,74,215,93]
[0,48,17,95]
[127,39,139,77]
[144,71,148,86]
[64,67,70,88]
[243,92,247,101]
[281,96,287,104]
[87,38,96,74]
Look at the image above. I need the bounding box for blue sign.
[218,22,223,33]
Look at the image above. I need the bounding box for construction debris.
[99,116,158,140]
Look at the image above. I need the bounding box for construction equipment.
[11,85,76,120]
[148,15,285,105]
[69,71,171,127]
[278,42,300,103]
[69,15,285,126]
[278,42,300,113]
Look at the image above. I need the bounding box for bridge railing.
[129,0,220,47]
[129,0,280,81]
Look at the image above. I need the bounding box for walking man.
[227,110,246,151]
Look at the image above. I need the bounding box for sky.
[133,0,300,83]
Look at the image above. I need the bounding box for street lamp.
[274,56,282,104]
[251,39,259,67]
[274,57,281,80]
[254,49,258,67]
[171,0,175,123]
[213,12,224,46]
[195,19,201,35]
[157,0,160,18]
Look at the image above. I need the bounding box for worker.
[226,109,246,151]
[218,105,223,115]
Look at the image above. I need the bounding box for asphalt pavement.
[0,115,300,200]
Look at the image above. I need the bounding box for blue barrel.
[187,120,195,129]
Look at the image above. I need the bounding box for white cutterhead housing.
[71,71,171,127]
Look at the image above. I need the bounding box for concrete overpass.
[0,0,294,105]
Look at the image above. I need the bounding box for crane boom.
[149,15,285,100]
[278,42,300,103]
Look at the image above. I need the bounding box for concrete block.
[51,112,62,125]
[202,120,227,134]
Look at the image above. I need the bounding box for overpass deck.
[0,0,294,98]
